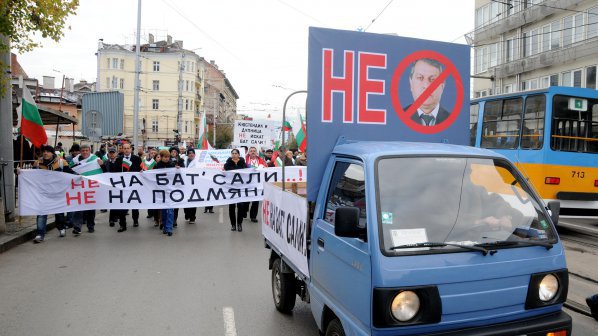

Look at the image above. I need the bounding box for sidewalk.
[0,215,56,254]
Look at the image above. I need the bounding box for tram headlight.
[391,291,420,321]
[539,274,559,302]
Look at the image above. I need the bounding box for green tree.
[0,0,80,53]
[0,0,79,93]
[208,124,234,149]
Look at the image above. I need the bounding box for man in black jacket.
[113,143,142,232]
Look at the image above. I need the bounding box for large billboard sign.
[307,27,470,200]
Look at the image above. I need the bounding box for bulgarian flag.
[282,120,292,132]
[295,112,307,153]
[17,87,47,147]
[271,151,283,167]
[141,158,156,170]
[197,112,213,150]
[71,154,103,176]
[122,157,132,170]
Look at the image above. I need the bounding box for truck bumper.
[420,311,572,336]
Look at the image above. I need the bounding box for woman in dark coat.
[155,149,176,236]
[223,148,247,232]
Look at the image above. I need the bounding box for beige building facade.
[472,0,598,97]
[97,36,205,148]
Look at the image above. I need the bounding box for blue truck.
[260,28,572,336]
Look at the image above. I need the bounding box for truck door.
[311,160,372,331]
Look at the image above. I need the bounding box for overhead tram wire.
[160,0,242,62]
[364,0,395,32]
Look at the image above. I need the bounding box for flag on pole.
[270,151,283,167]
[295,112,307,152]
[17,87,47,147]
[198,112,213,150]
[71,155,103,176]
[282,120,293,132]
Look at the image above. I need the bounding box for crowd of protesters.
[18,141,306,244]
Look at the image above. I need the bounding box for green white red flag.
[18,88,47,147]
[141,158,157,170]
[295,112,307,153]
[198,112,213,150]
[122,157,132,170]
[282,120,292,132]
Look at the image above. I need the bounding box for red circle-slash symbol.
[390,50,464,134]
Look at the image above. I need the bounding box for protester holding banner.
[102,147,121,227]
[113,143,142,232]
[169,146,185,226]
[155,149,175,236]
[70,144,103,235]
[224,148,247,232]
[143,148,159,223]
[183,148,198,224]
[245,146,266,223]
[19,145,74,243]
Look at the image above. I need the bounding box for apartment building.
[201,59,239,127]
[472,0,598,97]
[96,35,205,148]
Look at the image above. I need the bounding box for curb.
[0,221,56,254]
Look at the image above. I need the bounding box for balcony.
[493,36,598,79]
[471,0,585,44]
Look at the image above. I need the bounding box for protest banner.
[18,166,307,215]
[232,120,278,148]
[261,183,309,278]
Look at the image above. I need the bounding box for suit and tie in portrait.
[405,58,450,127]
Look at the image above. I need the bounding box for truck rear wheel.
[272,258,296,313]
[325,318,345,336]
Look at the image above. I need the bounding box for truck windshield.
[376,157,557,255]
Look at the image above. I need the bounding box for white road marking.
[223,307,237,336]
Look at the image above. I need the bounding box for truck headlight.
[391,291,420,321]
[539,274,559,302]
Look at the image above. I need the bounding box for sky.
[17,0,474,120]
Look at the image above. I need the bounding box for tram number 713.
[571,171,586,178]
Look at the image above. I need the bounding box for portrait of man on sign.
[406,58,449,126]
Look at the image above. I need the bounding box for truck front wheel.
[272,258,296,313]
[325,318,345,336]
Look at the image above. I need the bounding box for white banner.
[194,149,245,169]
[233,120,278,148]
[18,167,307,216]
[262,183,309,279]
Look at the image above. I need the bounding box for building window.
[504,84,513,93]
[589,7,598,39]
[522,32,529,57]
[119,78,124,89]
[550,74,559,86]
[152,80,160,91]
[540,76,550,89]
[541,25,550,52]
[153,61,160,72]
[185,99,189,110]
[185,80,189,91]
[112,76,117,89]
[489,43,498,67]
[586,66,597,89]
[152,119,159,132]
[574,13,584,43]
[152,99,159,110]
[573,69,582,87]
[530,28,540,55]
[184,120,189,133]
[505,37,515,62]
[120,59,125,70]
[112,58,118,69]
[562,71,572,86]
[550,21,561,50]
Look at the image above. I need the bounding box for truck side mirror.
[547,201,560,226]
[335,206,361,238]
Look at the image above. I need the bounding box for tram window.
[470,103,479,146]
[481,98,522,149]
[521,95,545,149]
[551,95,598,153]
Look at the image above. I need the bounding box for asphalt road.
[0,208,318,336]
[0,209,595,335]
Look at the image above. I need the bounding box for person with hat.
[18,145,75,243]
